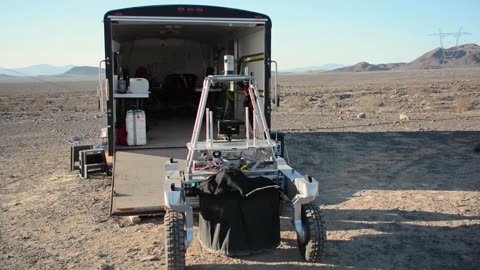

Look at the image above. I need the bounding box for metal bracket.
[164,159,194,247]
[291,175,319,243]
[164,191,194,247]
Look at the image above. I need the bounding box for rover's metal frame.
[163,75,319,247]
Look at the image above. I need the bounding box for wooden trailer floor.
[111,148,187,216]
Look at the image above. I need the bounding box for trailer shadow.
[285,131,480,203]
[320,211,480,269]
[283,131,480,268]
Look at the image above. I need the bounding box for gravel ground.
[1,70,479,269]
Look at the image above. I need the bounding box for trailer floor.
[111,148,187,215]
[116,117,195,150]
[112,114,247,215]
[115,116,245,150]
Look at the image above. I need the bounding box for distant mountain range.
[1,44,479,78]
[1,64,75,76]
[333,62,405,72]
[61,66,103,76]
[334,43,480,72]
[0,65,103,78]
[281,64,346,73]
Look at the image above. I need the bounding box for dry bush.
[356,95,384,113]
[419,96,435,110]
[288,96,309,111]
[0,100,16,112]
[327,96,340,109]
[455,97,477,112]
[327,95,352,110]
[30,101,47,112]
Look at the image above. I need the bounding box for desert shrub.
[356,95,384,113]
[0,103,15,112]
[30,101,46,112]
[456,97,477,112]
[288,96,309,111]
[327,96,340,109]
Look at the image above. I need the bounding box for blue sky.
[1,0,479,69]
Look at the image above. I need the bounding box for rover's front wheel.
[297,203,326,262]
[165,211,186,270]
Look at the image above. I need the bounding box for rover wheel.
[297,203,326,262]
[164,211,186,270]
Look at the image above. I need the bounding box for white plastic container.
[224,55,234,75]
[126,110,147,146]
[129,78,149,94]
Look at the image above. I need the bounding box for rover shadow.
[140,131,480,268]
[202,209,479,269]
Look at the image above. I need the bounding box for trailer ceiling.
[111,20,265,42]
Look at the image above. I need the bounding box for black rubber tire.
[164,211,186,270]
[297,203,326,262]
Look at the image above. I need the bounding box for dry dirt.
[1,69,479,269]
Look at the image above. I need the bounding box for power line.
[429,28,471,64]
[0,66,78,92]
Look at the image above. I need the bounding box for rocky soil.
[1,69,479,269]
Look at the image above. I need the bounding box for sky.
[1,0,479,70]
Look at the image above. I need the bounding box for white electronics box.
[129,78,149,94]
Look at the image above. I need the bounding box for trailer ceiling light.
[114,12,123,16]
[195,7,204,12]
[186,7,194,12]
[177,7,185,12]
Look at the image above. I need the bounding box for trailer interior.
[108,14,270,215]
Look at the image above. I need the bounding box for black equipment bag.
[197,169,280,256]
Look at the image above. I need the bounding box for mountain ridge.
[281,64,347,73]
[1,64,75,76]
[3,44,479,77]
[60,66,104,77]
[333,43,480,72]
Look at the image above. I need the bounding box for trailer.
[102,4,275,216]
[100,5,325,269]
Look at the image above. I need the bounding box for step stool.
[70,144,93,171]
[79,149,108,179]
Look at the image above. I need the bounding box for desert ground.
[1,69,479,269]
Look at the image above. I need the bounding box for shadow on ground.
[192,131,480,269]
[287,131,480,200]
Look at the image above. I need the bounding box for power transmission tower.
[430,28,471,68]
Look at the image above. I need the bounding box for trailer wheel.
[164,211,186,270]
[297,203,326,262]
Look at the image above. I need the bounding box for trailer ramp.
[111,148,187,216]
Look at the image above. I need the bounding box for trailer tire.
[164,211,186,270]
[297,203,326,262]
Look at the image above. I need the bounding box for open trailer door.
[111,149,187,215]
[105,5,271,216]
